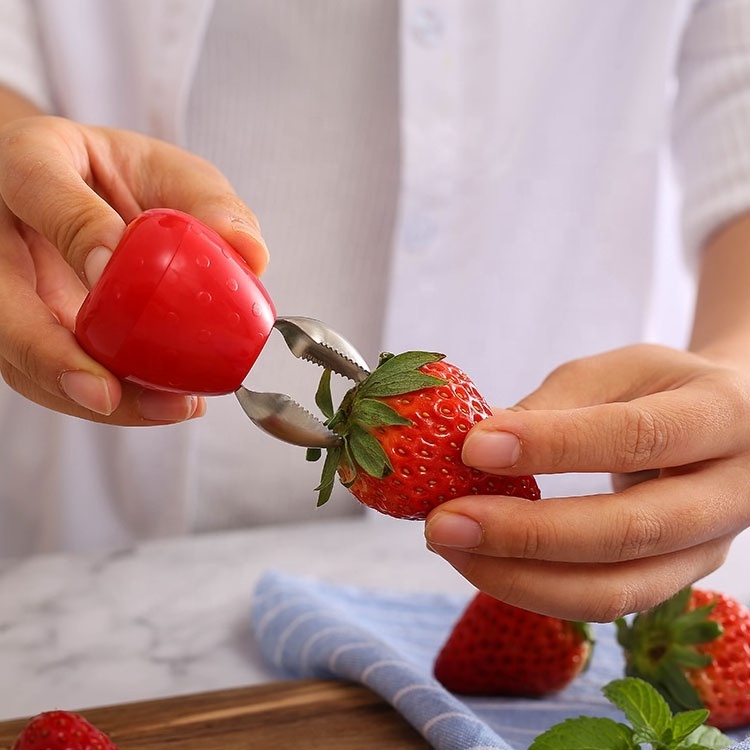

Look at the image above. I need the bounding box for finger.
[0,205,116,407]
[463,376,750,476]
[3,357,206,425]
[428,535,731,621]
[23,226,89,329]
[0,119,265,421]
[131,137,270,275]
[0,273,205,424]
[0,118,269,286]
[0,117,127,286]
[424,459,750,564]
[512,344,693,411]
[611,469,659,492]
[0,212,205,423]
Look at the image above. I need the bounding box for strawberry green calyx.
[616,587,723,715]
[572,621,596,673]
[307,351,446,506]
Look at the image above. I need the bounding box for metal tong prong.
[235,388,341,447]
[234,316,371,448]
[273,316,370,383]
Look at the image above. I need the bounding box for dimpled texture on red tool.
[75,209,276,395]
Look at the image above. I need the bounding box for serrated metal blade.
[273,316,370,382]
[235,387,341,448]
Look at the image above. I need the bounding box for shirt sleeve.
[0,0,53,111]
[673,0,750,259]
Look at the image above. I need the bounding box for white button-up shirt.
[1,0,750,555]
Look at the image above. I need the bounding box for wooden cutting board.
[0,680,431,749]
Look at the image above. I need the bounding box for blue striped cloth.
[250,570,750,750]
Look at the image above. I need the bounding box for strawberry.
[308,351,540,519]
[434,591,594,695]
[12,710,118,750]
[616,585,750,730]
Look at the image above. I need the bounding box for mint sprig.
[529,677,732,750]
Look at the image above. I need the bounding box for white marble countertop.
[1,511,748,722]
[0,512,475,720]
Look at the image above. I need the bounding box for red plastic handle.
[75,209,276,395]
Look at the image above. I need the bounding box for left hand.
[424,343,750,621]
[0,115,268,423]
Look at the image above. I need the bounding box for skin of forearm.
[0,85,44,126]
[689,212,750,370]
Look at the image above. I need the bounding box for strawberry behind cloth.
[249,571,749,750]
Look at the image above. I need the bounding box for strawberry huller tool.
[74,208,370,447]
[236,315,370,447]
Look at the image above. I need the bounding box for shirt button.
[410,6,443,46]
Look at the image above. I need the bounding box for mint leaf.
[532,678,733,750]
[680,724,734,749]
[529,717,636,750]
[670,710,711,744]
[603,678,672,738]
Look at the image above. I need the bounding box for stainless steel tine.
[235,317,369,448]
[273,316,370,382]
[235,387,341,448]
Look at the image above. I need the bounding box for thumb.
[1,118,270,287]
[0,118,129,286]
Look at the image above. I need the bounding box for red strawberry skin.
[12,710,118,750]
[340,359,540,519]
[434,592,592,696]
[685,589,750,730]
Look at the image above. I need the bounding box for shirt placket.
[149,0,215,144]
[388,0,461,312]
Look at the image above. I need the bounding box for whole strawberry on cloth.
[434,591,594,695]
[616,585,750,730]
[12,710,118,750]
[308,351,540,519]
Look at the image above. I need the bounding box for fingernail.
[84,246,113,287]
[425,512,483,549]
[231,217,268,250]
[138,391,201,422]
[462,430,521,469]
[59,370,114,415]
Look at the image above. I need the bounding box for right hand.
[0,115,269,424]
